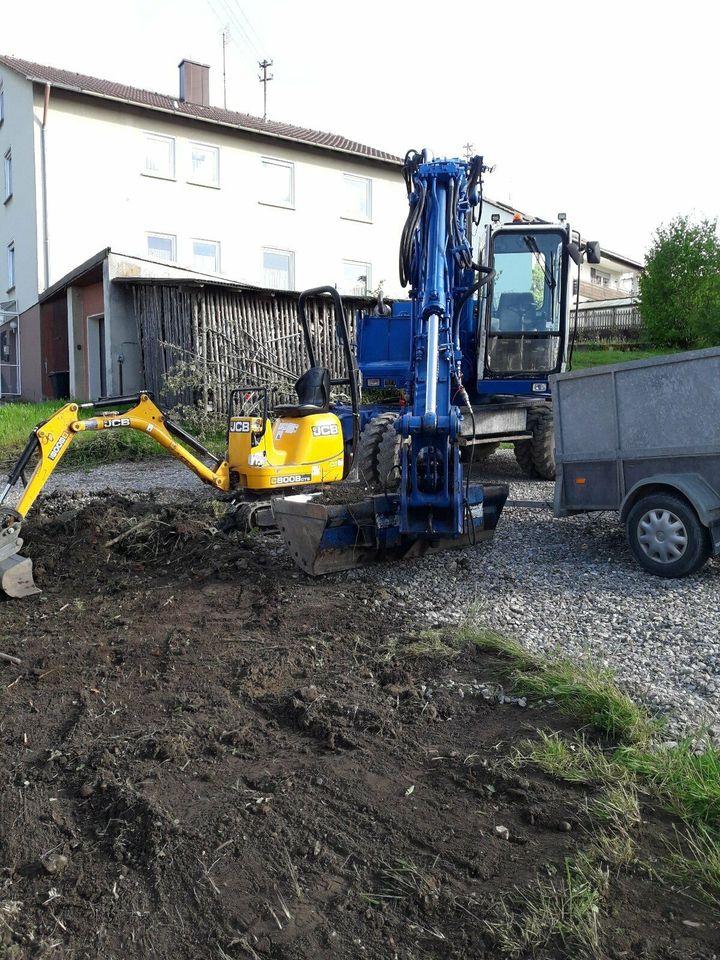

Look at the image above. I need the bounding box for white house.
[0,54,643,401]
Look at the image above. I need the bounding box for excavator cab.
[482,223,571,387]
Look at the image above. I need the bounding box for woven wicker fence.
[131,283,368,413]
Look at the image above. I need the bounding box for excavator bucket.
[0,522,40,599]
[272,483,509,576]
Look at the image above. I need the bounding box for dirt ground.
[0,492,717,959]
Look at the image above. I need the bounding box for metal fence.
[131,283,370,414]
[570,303,644,345]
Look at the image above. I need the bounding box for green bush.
[640,216,720,349]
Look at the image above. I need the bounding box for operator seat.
[274,366,332,418]
[497,292,537,331]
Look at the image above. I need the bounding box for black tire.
[625,492,711,578]
[513,406,555,480]
[462,442,500,462]
[356,412,400,491]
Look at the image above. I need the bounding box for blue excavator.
[275,148,600,573]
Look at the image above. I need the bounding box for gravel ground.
[9,450,720,737]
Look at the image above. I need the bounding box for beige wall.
[30,91,407,298]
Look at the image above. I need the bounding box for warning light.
[513,212,523,222]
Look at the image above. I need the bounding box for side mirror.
[585,241,602,265]
[567,241,583,266]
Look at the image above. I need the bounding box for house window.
[193,239,220,273]
[263,248,294,290]
[146,233,176,262]
[343,174,372,221]
[590,267,611,287]
[7,243,15,291]
[143,133,175,179]
[3,150,11,201]
[260,158,294,208]
[189,142,219,187]
[341,259,371,295]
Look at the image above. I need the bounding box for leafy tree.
[640,216,720,348]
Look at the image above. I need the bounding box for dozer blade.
[272,483,509,576]
[0,519,40,599]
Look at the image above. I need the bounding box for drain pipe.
[41,82,51,290]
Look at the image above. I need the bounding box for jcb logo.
[103,418,130,428]
[312,423,339,437]
[230,421,251,433]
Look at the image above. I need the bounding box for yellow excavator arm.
[0,393,231,598]
[1,393,231,522]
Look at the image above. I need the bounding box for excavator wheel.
[513,406,555,481]
[356,412,401,492]
[461,442,500,463]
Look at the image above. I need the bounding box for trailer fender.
[620,474,720,554]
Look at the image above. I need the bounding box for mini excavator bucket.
[0,519,40,599]
[272,483,509,576]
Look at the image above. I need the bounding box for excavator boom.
[0,394,230,597]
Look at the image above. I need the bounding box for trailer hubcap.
[637,509,688,564]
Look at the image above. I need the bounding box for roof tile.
[0,54,401,164]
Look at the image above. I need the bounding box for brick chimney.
[178,59,210,106]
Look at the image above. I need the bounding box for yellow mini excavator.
[0,287,360,598]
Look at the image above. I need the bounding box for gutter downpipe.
[41,82,51,290]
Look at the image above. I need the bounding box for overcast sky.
[4,0,719,262]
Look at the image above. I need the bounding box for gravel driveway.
[10,450,720,736]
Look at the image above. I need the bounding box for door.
[87,314,106,400]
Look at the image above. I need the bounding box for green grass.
[454,624,658,744]
[0,399,226,470]
[616,739,720,825]
[571,347,669,370]
[662,824,720,907]
[485,855,608,957]
[515,730,631,785]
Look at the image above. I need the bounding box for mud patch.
[0,493,716,959]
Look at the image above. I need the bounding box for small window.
[590,267,611,287]
[341,259,371,296]
[343,174,372,221]
[3,150,11,201]
[0,87,4,125]
[193,239,220,273]
[189,142,219,188]
[143,133,175,179]
[146,233,176,262]
[263,248,294,290]
[260,158,294,208]
[7,242,15,291]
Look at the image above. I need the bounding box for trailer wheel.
[625,492,711,578]
[356,412,400,491]
[513,406,555,480]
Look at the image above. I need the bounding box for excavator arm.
[0,393,230,597]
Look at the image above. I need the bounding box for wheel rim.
[636,508,688,564]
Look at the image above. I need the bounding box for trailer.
[551,348,720,578]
